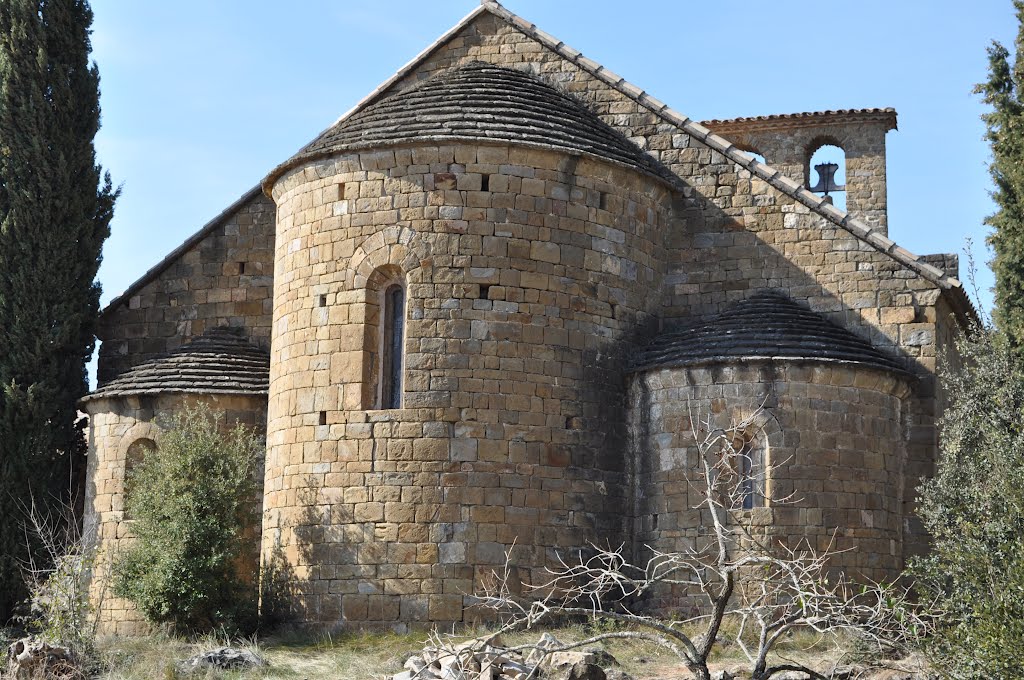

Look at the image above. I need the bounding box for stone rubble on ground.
[176,646,267,675]
[6,637,83,680]
[392,634,633,680]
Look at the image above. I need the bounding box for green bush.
[910,327,1024,677]
[112,405,262,634]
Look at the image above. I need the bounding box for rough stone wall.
[83,394,266,635]
[367,11,946,377]
[628,361,912,612]
[263,142,670,628]
[96,193,275,384]
[359,9,959,567]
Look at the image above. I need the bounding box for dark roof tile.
[268,62,672,186]
[631,291,910,376]
[83,327,269,401]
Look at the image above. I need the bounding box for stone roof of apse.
[100,0,975,326]
[82,327,269,401]
[266,61,678,188]
[631,291,912,376]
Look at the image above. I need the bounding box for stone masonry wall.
[629,361,912,613]
[362,9,960,564]
[263,142,671,628]
[83,394,266,635]
[96,193,275,384]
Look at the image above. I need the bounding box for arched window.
[362,265,406,410]
[381,283,405,409]
[731,430,765,510]
[123,438,156,517]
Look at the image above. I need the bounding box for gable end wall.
[96,194,276,384]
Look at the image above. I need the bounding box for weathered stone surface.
[560,662,607,680]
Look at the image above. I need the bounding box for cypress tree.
[0,0,116,621]
[978,0,1024,345]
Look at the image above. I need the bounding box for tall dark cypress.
[978,1,1024,344]
[0,0,116,620]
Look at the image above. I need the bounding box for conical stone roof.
[631,291,910,376]
[269,61,670,184]
[83,327,269,401]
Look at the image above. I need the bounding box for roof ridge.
[702,108,897,127]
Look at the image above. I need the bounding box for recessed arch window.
[123,437,156,517]
[362,265,407,410]
[381,283,405,409]
[731,429,765,510]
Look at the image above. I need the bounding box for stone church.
[81,1,974,633]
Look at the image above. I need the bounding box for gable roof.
[103,0,975,325]
[472,3,967,302]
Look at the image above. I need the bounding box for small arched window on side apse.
[807,142,847,212]
[731,429,766,510]
[123,437,156,518]
[381,283,405,409]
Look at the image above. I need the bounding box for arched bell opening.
[806,139,847,211]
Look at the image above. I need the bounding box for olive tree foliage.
[112,405,263,634]
[469,407,918,680]
[909,327,1024,678]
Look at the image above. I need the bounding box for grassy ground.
[83,624,932,680]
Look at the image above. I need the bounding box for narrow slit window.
[480,174,490,191]
[318,294,327,308]
[734,431,764,510]
[740,448,755,510]
[381,284,405,409]
[238,262,246,275]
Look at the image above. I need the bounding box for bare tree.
[15,493,106,656]
[466,406,922,680]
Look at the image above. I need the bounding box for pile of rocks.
[391,633,632,680]
[6,637,83,680]
[176,646,267,675]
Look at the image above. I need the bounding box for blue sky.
[89,0,1014,326]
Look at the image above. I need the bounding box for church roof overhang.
[80,327,269,404]
[630,291,917,382]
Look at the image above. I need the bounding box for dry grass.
[89,622,929,679]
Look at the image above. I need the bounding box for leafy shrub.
[112,404,262,634]
[909,327,1024,677]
